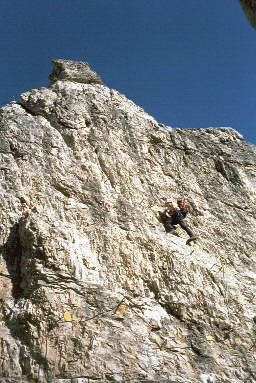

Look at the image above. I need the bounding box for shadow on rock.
[0,221,24,299]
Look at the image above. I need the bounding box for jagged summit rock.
[0,60,256,383]
[49,58,103,84]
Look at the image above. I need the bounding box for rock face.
[0,59,256,383]
[238,0,256,28]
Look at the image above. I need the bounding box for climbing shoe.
[186,236,198,245]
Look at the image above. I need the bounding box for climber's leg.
[164,221,176,233]
[179,220,194,237]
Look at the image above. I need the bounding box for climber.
[160,198,197,244]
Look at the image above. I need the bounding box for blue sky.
[0,0,255,144]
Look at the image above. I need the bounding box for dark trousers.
[164,219,193,237]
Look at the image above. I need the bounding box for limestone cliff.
[0,59,256,383]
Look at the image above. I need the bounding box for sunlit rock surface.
[0,59,256,383]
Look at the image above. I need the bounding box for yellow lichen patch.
[234,337,242,345]
[237,296,245,303]
[140,327,147,335]
[115,304,126,316]
[64,312,73,322]
[38,115,47,121]
[206,335,215,342]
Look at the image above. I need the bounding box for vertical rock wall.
[0,60,256,383]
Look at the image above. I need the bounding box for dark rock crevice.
[17,102,37,118]
[1,222,24,299]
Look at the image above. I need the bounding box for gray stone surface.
[49,59,103,85]
[0,60,256,383]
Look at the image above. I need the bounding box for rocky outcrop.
[49,59,103,85]
[0,59,256,383]
[238,0,256,28]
